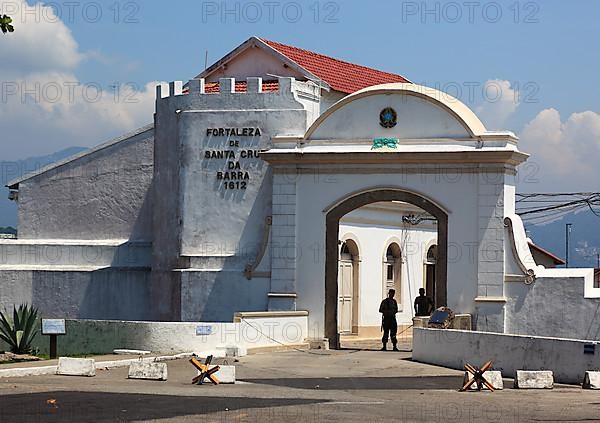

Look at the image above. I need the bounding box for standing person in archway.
[379,289,399,351]
[414,288,434,317]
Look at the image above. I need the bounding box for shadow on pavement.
[338,347,412,352]
[0,391,330,422]
[240,375,463,390]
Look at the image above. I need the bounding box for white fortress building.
[3,37,598,348]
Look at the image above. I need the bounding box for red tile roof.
[203,80,279,93]
[528,242,566,265]
[260,38,410,94]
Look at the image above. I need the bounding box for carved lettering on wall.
[204,128,262,190]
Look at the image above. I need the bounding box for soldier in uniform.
[379,289,399,351]
[414,288,434,317]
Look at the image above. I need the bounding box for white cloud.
[518,108,600,192]
[467,79,600,193]
[0,0,157,160]
[0,0,82,73]
[475,79,520,130]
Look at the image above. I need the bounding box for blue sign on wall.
[196,325,213,336]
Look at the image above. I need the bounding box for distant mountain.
[525,209,600,268]
[0,147,88,226]
[0,226,16,235]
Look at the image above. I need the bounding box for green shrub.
[0,304,39,354]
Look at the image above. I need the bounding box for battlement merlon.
[155,77,307,112]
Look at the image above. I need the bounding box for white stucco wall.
[320,90,347,114]
[10,314,310,356]
[505,268,600,340]
[413,327,600,384]
[0,240,150,267]
[203,46,305,83]
[503,210,599,339]
[152,77,310,320]
[263,85,525,341]
[308,93,470,140]
[16,126,154,241]
[0,268,152,321]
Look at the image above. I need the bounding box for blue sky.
[66,0,600,126]
[1,0,600,192]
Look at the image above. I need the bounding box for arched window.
[424,244,437,307]
[426,245,437,264]
[340,242,351,257]
[383,243,402,302]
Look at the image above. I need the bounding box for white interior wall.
[339,202,437,328]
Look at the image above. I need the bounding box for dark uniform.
[379,297,398,349]
[414,293,434,316]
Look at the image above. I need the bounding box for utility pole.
[565,223,572,268]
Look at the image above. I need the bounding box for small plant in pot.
[0,304,39,355]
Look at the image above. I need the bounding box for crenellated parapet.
[155,76,301,111]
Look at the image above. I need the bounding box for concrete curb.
[0,365,58,378]
[96,352,193,370]
[246,343,310,354]
[0,352,194,379]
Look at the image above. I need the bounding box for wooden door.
[338,259,353,333]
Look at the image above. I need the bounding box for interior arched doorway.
[424,244,438,307]
[383,242,402,303]
[338,239,360,334]
[325,189,448,349]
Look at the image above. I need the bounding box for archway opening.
[327,190,448,349]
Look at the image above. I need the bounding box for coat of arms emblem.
[379,107,397,128]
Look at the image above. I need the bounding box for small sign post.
[41,319,66,359]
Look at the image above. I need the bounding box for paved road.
[0,344,599,422]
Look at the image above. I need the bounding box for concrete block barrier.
[514,370,553,389]
[128,361,168,381]
[197,365,236,384]
[57,357,96,377]
[463,370,503,390]
[583,371,600,389]
[217,365,236,383]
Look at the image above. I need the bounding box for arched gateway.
[325,189,448,348]
[261,83,528,349]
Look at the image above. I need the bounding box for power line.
[515,192,600,223]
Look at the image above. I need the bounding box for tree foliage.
[1,14,14,34]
